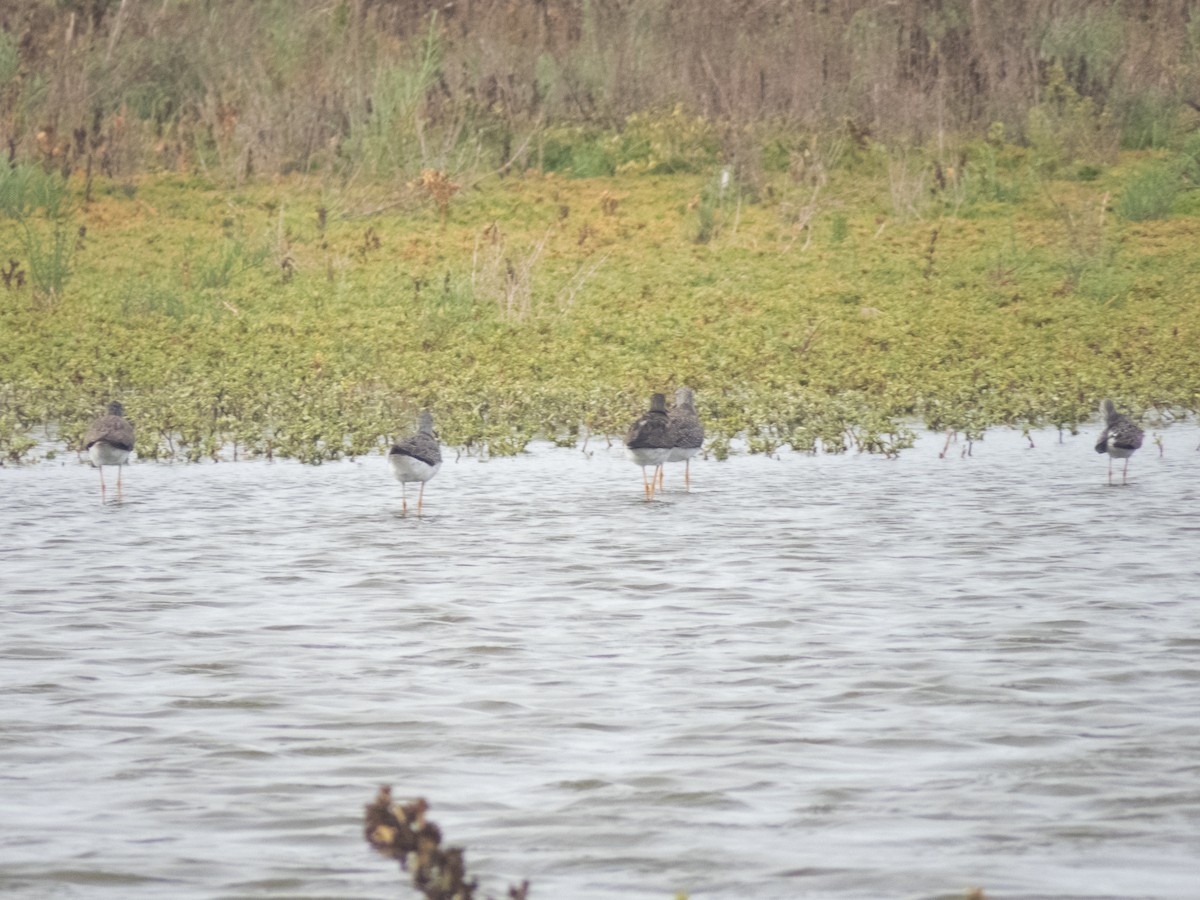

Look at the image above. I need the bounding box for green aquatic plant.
[2,149,1199,464]
[0,412,37,462]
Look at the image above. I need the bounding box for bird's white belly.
[389,454,440,484]
[1106,446,1135,459]
[89,442,130,467]
[628,447,670,466]
[666,446,699,463]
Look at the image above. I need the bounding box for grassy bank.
[2,142,1199,464]
[7,2,1200,184]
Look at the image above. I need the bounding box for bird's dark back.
[85,403,134,450]
[626,394,671,449]
[668,389,703,448]
[391,413,442,466]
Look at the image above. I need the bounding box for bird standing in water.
[625,393,672,499]
[84,401,135,502]
[1095,398,1143,485]
[389,411,442,515]
[664,386,704,490]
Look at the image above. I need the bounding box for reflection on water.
[2,425,1199,899]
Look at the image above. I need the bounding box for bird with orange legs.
[84,401,134,502]
[389,411,442,515]
[625,393,672,499]
[662,386,704,491]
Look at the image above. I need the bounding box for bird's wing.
[392,433,441,466]
[85,415,135,451]
[1112,420,1144,451]
[669,411,704,448]
[625,415,648,447]
[627,413,671,449]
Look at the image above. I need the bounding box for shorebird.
[84,401,134,502]
[1095,398,1143,485]
[625,393,671,499]
[389,411,442,515]
[663,386,704,490]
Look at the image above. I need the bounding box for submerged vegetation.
[2,2,1200,463]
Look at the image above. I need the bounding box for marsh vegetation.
[2,2,1200,463]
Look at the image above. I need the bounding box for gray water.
[2,424,1199,900]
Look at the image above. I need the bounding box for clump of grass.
[185,231,273,303]
[1115,162,1179,221]
[884,150,930,222]
[0,162,75,220]
[692,167,737,243]
[0,162,78,305]
[22,221,77,305]
[470,224,547,320]
[829,213,849,243]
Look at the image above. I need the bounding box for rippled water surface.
[3,424,1200,899]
